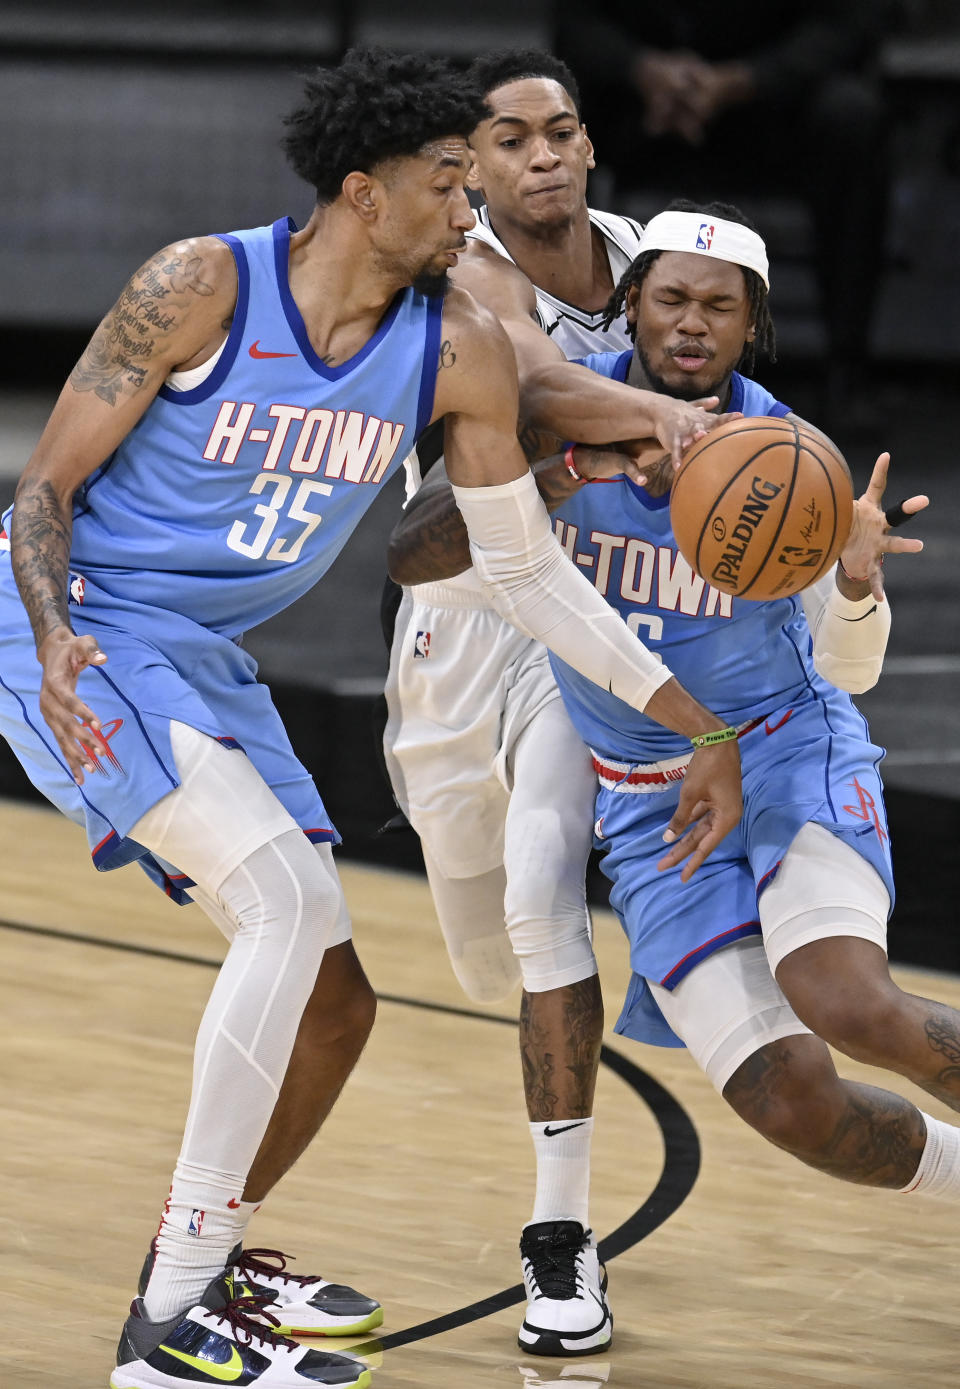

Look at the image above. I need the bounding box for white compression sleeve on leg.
[451,472,672,712]
[801,566,891,693]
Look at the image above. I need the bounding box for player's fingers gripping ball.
[670,415,854,600]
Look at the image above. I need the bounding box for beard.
[412,266,451,297]
[634,339,726,402]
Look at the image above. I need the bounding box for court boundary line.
[0,913,701,1357]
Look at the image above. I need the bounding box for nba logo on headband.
[637,211,770,288]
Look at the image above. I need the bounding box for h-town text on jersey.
[553,518,734,619]
[203,401,405,483]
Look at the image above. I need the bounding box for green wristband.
[690,726,738,748]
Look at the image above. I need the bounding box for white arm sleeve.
[801,565,891,693]
[451,471,673,713]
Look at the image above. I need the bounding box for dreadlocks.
[603,199,776,377]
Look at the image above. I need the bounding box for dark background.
[0,2,957,969]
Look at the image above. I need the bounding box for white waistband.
[408,579,494,610]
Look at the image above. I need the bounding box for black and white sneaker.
[138,1240,383,1338]
[518,1220,613,1357]
[110,1274,372,1387]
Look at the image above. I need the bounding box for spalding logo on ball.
[670,416,854,600]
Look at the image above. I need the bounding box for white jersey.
[404,205,644,592]
[466,204,644,360]
[386,206,642,877]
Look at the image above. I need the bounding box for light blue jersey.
[0,217,442,890]
[60,217,441,638]
[549,355,893,1049]
[550,355,798,763]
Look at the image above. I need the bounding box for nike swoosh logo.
[226,1197,241,1208]
[161,1341,245,1382]
[248,340,297,359]
[543,1121,587,1137]
[764,710,793,736]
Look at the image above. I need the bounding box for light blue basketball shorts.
[0,559,336,901]
[591,696,894,1048]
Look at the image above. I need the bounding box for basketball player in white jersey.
[382,51,731,1358]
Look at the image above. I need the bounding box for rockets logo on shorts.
[414,630,431,659]
[843,776,888,842]
[697,223,715,250]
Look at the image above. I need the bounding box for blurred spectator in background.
[555,0,905,419]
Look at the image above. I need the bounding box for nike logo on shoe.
[161,1341,245,1382]
[543,1121,587,1137]
[248,340,298,359]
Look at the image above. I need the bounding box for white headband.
[637,211,770,288]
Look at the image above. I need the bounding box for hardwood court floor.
[1,796,958,1389]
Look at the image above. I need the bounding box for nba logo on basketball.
[696,223,714,250]
[414,631,431,659]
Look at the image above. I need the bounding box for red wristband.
[838,556,873,583]
[564,444,585,482]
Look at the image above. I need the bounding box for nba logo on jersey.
[188,1209,205,1237]
[696,223,715,250]
[69,573,86,605]
[414,630,431,659]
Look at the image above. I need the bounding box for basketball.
[670,415,854,600]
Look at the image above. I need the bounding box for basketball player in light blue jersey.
[379,195,960,1323]
[544,206,960,1252]
[0,49,752,1388]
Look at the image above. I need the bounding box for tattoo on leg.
[520,989,559,1121]
[922,1004,960,1104]
[814,1083,926,1188]
[519,977,603,1122]
[725,1043,926,1189]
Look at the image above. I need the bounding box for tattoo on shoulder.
[438,339,457,370]
[69,246,218,407]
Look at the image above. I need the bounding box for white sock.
[899,1112,960,1198]
[529,1117,594,1228]
[143,1164,252,1322]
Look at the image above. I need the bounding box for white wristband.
[802,567,891,694]
[451,472,673,712]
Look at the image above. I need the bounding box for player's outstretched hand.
[840,452,928,601]
[657,741,742,881]
[649,396,742,468]
[37,629,109,784]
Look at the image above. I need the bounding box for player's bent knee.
[723,1036,843,1155]
[450,939,522,1004]
[504,903,596,993]
[790,983,905,1065]
[224,829,345,961]
[310,942,378,1040]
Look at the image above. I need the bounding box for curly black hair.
[284,48,491,204]
[604,199,776,377]
[466,48,582,118]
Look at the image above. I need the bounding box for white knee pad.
[502,806,597,994]
[422,851,521,1003]
[503,886,597,993]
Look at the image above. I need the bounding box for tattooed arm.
[12,237,236,780]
